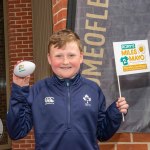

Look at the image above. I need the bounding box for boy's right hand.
[13,61,30,87]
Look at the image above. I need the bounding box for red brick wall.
[52,0,67,32]
[8,0,34,84]
[7,0,34,149]
[7,0,150,150]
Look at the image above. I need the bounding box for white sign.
[113,40,150,76]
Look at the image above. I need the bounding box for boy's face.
[47,41,83,79]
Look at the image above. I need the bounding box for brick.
[12,139,26,144]
[10,49,23,53]
[53,20,67,32]
[26,140,35,143]
[21,0,31,3]
[8,4,15,8]
[22,16,32,20]
[16,20,27,25]
[117,144,148,150]
[108,133,131,142]
[22,24,32,28]
[8,0,20,4]
[9,8,21,12]
[61,0,67,7]
[9,12,15,16]
[16,28,27,32]
[17,44,29,49]
[9,53,17,58]
[16,12,28,16]
[9,45,17,49]
[133,133,150,142]
[9,32,22,36]
[9,24,22,28]
[53,14,58,24]
[17,37,28,41]
[9,41,22,45]
[22,7,32,11]
[15,3,27,8]
[18,53,30,56]
[57,9,67,21]
[20,143,32,147]
[11,144,19,148]
[99,144,115,150]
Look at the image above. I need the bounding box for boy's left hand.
[116,97,129,114]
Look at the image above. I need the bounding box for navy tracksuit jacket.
[7,73,122,150]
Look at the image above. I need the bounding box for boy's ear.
[47,53,51,65]
[80,52,84,64]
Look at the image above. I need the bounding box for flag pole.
[117,75,125,122]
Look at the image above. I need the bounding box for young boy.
[7,29,129,150]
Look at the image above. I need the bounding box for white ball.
[14,61,36,77]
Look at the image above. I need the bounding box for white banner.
[113,40,150,76]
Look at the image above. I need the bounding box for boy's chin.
[58,74,77,79]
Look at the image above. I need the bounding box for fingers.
[13,74,30,87]
[14,60,24,68]
[116,97,126,107]
[24,75,30,85]
[116,97,129,114]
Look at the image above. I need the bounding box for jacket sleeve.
[6,83,33,140]
[96,91,122,141]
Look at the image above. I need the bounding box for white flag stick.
[117,75,125,122]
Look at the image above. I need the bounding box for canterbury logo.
[45,97,55,105]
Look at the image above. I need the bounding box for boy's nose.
[63,56,69,64]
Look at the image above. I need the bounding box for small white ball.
[14,61,36,77]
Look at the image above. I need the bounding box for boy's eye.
[55,55,62,58]
[69,54,75,57]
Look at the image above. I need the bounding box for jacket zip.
[66,81,71,128]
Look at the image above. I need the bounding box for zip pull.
[66,80,70,87]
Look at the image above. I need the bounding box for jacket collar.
[52,72,81,87]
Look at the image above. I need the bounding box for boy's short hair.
[48,29,82,53]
